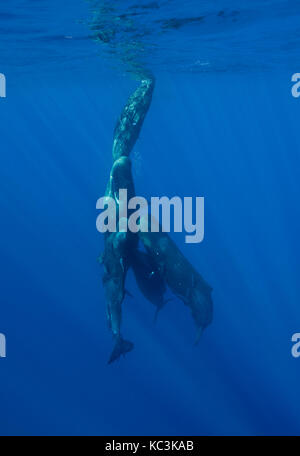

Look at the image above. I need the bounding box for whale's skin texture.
[130,249,167,318]
[101,156,137,340]
[112,78,155,162]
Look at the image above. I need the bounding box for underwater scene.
[1,0,300,436]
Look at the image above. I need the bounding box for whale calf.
[139,217,213,340]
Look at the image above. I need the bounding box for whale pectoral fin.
[153,298,172,324]
[108,337,134,364]
[175,292,189,306]
[125,289,133,298]
[153,307,161,324]
[194,327,203,346]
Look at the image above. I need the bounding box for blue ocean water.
[1,0,300,436]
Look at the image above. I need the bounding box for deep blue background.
[0,0,300,436]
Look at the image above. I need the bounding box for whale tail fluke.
[108,337,134,364]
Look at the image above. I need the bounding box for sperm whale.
[100,77,155,363]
